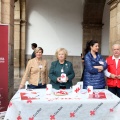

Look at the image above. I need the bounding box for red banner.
[0,24,9,112]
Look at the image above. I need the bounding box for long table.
[4,89,120,120]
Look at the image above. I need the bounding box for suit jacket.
[20,58,48,86]
[31,51,36,58]
[49,60,75,89]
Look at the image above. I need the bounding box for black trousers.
[108,87,120,98]
[28,83,46,89]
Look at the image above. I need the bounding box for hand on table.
[19,84,24,89]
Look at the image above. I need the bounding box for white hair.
[112,44,120,49]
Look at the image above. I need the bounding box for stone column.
[0,0,14,100]
[14,0,21,77]
[108,0,120,55]
[14,0,26,78]
[82,23,103,54]
[20,0,26,76]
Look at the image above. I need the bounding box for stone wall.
[14,55,83,89]
[22,55,82,80]
[108,0,120,55]
[14,0,26,78]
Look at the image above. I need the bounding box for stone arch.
[82,0,106,53]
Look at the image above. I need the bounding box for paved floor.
[14,77,21,93]
[0,116,4,120]
[0,111,6,120]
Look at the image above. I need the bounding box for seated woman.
[49,48,75,89]
[19,47,48,89]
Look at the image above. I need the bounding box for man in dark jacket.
[31,43,37,58]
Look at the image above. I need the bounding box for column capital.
[14,19,27,25]
[108,0,120,10]
[14,0,18,2]
[14,19,21,25]
[82,23,104,29]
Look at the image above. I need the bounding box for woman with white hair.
[49,48,75,89]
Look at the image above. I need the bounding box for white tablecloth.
[4,89,120,120]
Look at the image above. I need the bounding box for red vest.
[106,56,120,88]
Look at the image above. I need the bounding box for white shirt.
[104,56,120,77]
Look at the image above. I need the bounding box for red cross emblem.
[8,102,12,107]
[70,112,75,117]
[27,99,32,103]
[61,75,65,78]
[17,115,22,120]
[50,115,55,120]
[46,87,48,90]
[87,88,91,93]
[29,117,34,120]
[110,108,114,112]
[75,87,80,93]
[90,110,95,116]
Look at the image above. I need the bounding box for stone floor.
[0,117,4,120]
[14,77,21,93]
[0,111,6,120]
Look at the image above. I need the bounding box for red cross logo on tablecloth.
[70,112,75,117]
[29,117,34,120]
[50,115,55,120]
[8,102,12,107]
[27,99,32,103]
[90,110,95,116]
[110,108,114,112]
[17,115,22,120]
[87,88,91,93]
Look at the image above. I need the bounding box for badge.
[39,65,42,69]
[65,63,68,68]
[99,61,104,65]
[61,68,64,72]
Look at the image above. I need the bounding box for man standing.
[104,44,120,97]
[31,43,37,58]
